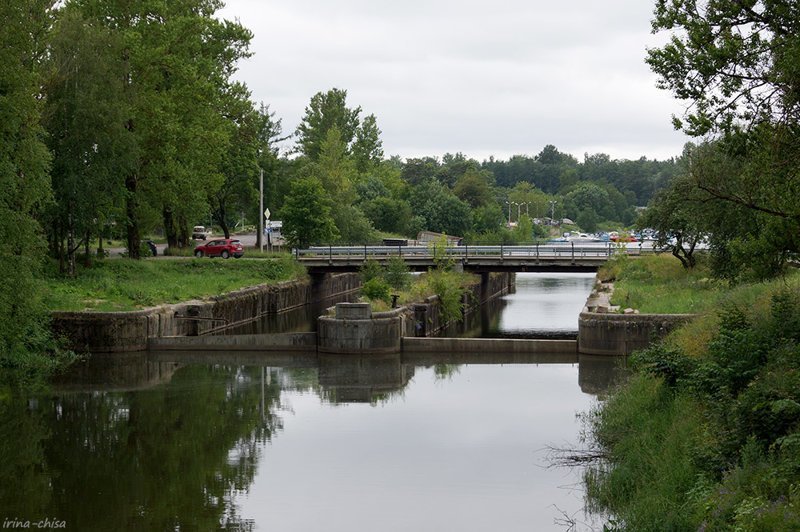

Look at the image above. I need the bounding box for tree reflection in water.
[0,351,626,530]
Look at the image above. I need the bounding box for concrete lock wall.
[52,273,361,353]
[577,278,695,356]
[318,272,514,354]
[577,312,694,356]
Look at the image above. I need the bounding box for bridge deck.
[297,244,649,273]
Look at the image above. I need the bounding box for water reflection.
[2,352,626,531]
[488,272,596,336]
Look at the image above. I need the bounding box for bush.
[359,259,383,284]
[361,277,391,303]
[384,256,411,291]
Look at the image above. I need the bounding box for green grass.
[603,251,800,319]
[587,262,800,530]
[586,374,705,531]
[604,253,766,314]
[43,257,306,311]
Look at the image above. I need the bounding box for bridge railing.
[297,242,657,260]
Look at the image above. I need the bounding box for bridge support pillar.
[479,272,490,304]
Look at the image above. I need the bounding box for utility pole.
[259,167,264,252]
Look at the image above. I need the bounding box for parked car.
[192,225,209,240]
[194,238,244,259]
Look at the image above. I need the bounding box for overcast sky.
[218,0,690,162]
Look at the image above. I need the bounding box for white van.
[192,226,209,240]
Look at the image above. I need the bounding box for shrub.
[361,277,391,303]
[384,256,411,291]
[359,259,383,284]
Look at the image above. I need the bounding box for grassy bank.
[43,257,306,311]
[585,265,800,530]
[600,253,800,314]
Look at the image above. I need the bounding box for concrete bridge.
[296,243,652,273]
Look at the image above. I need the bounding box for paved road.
[106,232,260,258]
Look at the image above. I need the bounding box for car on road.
[192,225,210,240]
[194,238,244,259]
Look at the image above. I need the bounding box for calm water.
[1,273,621,531]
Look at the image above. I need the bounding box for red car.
[194,238,244,259]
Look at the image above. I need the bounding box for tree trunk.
[66,220,76,277]
[83,229,92,267]
[177,214,189,248]
[163,206,178,249]
[126,174,140,259]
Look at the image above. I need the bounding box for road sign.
[264,208,271,220]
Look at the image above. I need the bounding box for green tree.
[646,0,800,271]
[282,177,338,248]
[647,0,800,137]
[0,0,54,364]
[508,181,551,220]
[296,88,361,160]
[352,113,383,173]
[305,127,357,205]
[453,169,494,208]
[409,179,472,237]
[72,0,253,257]
[470,203,505,234]
[212,92,257,240]
[361,197,413,236]
[43,7,135,273]
[637,174,705,269]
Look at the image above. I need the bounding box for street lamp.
[517,202,530,221]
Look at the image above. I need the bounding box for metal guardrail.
[296,242,657,261]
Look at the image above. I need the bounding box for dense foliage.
[587,276,800,530]
[0,0,75,383]
[639,0,800,281]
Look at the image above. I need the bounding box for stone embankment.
[577,279,695,356]
[317,272,515,354]
[52,273,361,353]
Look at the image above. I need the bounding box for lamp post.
[517,202,529,221]
[259,167,264,252]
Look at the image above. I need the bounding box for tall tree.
[282,178,338,248]
[295,88,361,160]
[0,0,56,361]
[453,169,494,208]
[211,86,260,240]
[44,7,134,273]
[352,113,383,173]
[647,0,800,272]
[647,0,800,137]
[73,0,252,257]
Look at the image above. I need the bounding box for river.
[1,272,622,531]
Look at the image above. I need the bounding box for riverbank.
[43,256,305,311]
[584,260,800,530]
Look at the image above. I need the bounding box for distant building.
[416,231,462,246]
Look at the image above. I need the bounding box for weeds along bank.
[43,256,305,312]
[585,255,800,530]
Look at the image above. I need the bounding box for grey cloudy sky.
[218,0,690,162]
